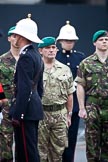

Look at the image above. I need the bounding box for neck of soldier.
[43,57,55,69]
[10,45,20,61]
[96,49,108,62]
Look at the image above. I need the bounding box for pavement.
[74,119,87,162]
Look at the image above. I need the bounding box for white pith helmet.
[56,21,79,41]
[9,14,43,43]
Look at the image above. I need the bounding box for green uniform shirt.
[76,53,108,97]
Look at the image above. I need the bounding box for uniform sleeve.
[0,61,14,99]
[37,62,44,99]
[75,61,86,87]
[13,55,33,119]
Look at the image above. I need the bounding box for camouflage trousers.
[0,106,13,161]
[85,98,108,162]
[38,107,68,162]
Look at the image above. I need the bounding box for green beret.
[92,30,108,42]
[38,37,56,48]
[8,26,16,36]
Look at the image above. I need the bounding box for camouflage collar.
[0,51,16,65]
[93,52,108,62]
[55,60,64,68]
[92,53,99,60]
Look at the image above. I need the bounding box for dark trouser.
[14,120,40,162]
[62,112,80,162]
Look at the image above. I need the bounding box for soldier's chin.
[15,45,19,48]
[12,44,19,48]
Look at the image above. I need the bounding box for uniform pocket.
[57,76,68,96]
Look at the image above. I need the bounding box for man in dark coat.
[56,21,86,162]
[9,14,44,162]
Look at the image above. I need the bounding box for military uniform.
[38,60,74,162]
[0,51,15,161]
[76,53,108,162]
[8,14,44,162]
[11,45,44,162]
[56,20,86,162]
[56,49,85,161]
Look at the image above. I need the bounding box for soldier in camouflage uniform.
[38,37,74,162]
[76,30,108,162]
[0,26,20,162]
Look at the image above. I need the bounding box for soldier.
[38,36,74,162]
[76,30,108,162]
[56,21,86,162]
[9,14,44,162]
[0,26,20,162]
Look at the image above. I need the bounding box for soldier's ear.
[93,42,96,47]
[8,36,11,42]
[38,48,43,55]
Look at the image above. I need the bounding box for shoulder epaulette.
[73,50,85,56]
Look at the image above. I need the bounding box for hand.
[78,109,87,119]
[2,98,8,106]
[67,114,71,127]
[12,118,20,127]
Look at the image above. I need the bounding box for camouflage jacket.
[0,51,16,104]
[42,60,74,105]
[76,53,108,97]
